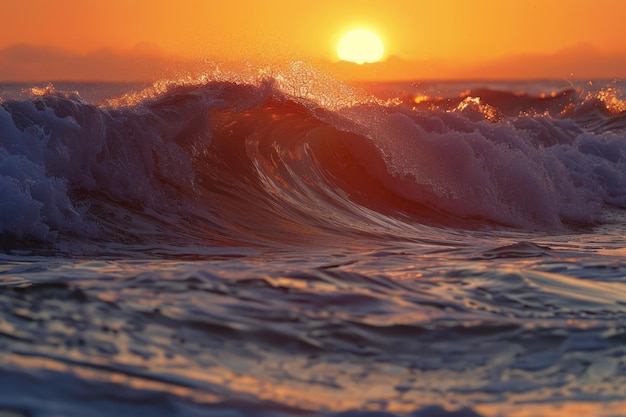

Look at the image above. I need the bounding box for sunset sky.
[2,0,626,81]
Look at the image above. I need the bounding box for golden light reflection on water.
[454,96,499,121]
[592,87,626,114]
[597,247,626,257]
[3,249,626,416]
[476,402,626,417]
[6,347,625,417]
[0,354,220,403]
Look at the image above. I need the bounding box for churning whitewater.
[1,77,625,246]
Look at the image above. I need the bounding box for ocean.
[0,69,625,417]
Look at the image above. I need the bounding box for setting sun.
[336,29,384,64]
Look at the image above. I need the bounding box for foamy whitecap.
[0,76,624,242]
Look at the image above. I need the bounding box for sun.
[337,29,384,64]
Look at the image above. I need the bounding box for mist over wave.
[0,73,625,250]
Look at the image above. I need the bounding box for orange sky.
[1,0,626,81]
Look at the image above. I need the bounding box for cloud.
[0,44,191,82]
[2,43,625,82]
[327,44,626,81]
[328,55,450,81]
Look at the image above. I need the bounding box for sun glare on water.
[337,29,384,64]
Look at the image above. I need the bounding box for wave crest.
[1,76,625,246]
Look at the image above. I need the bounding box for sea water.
[0,69,625,417]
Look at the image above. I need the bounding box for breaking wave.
[1,75,625,248]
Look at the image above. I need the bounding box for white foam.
[0,104,82,240]
[343,104,623,229]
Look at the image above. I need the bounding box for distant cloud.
[329,44,626,81]
[2,43,625,82]
[0,44,191,82]
[328,55,456,82]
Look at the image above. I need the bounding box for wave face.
[1,78,625,248]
